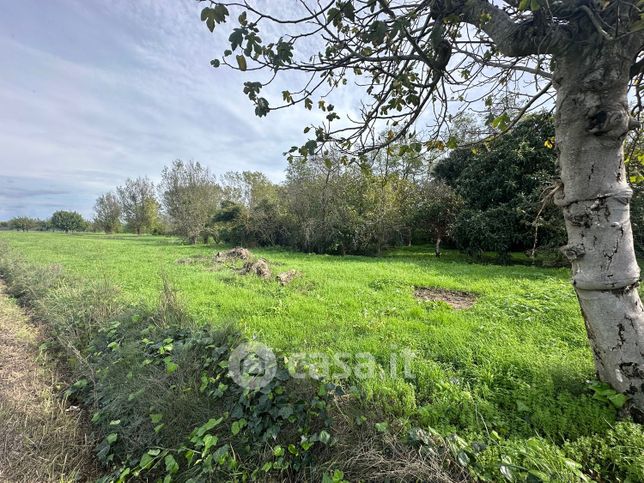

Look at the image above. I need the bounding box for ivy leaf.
[164,357,178,374]
[231,418,247,435]
[608,392,628,408]
[319,430,331,444]
[164,454,179,474]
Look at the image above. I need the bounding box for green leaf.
[319,430,331,444]
[198,417,223,436]
[304,140,318,155]
[213,4,229,23]
[500,464,514,481]
[608,392,628,408]
[164,357,178,374]
[375,422,388,433]
[206,17,215,33]
[491,112,511,131]
[107,433,118,444]
[278,405,293,419]
[165,454,179,474]
[139,452,154,470]
[231,418,247,435]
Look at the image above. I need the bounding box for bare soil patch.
[0,281,97,482]
[414,286,476,310]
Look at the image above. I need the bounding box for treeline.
[94,113,568,258]
[5,113,642,258]
[3,211,87,233]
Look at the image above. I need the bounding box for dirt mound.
[214,247,252,263]
[277,269,300,286]
[414,287,476,310]
[240,258,272,279]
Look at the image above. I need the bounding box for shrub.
[564,423,644,482]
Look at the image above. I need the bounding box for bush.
[564,423,644,482]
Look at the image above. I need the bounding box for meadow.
[1,231,642,481]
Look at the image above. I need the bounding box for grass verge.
[0,280,98,482]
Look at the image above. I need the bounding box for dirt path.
[0,281,97,482]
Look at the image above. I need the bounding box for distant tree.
[8,217,38,232]
[50,211,87,233]
[215,171,285,246]
[0,221,8,230]
[412,181,464,257]
[160,160,220,244]
[94,192,122,234]
[116,177,159,235]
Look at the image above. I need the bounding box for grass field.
[1,231,642,479]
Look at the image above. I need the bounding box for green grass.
[0,231,636,471]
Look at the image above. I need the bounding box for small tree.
[116,177,159,235]
[8,217,38,232]
[50,211,87,233]
[94,192,122,234]
[160,160,220,244]
[412,181,463,257]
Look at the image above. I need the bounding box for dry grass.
[0,281,98,482]
[314,396,470,483]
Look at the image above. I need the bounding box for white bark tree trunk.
[554,43,644,418]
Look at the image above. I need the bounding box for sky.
[0,0,338,220]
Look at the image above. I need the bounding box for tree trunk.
[554,42,644,418]
[435,237,441,258]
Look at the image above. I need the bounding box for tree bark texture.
[553,41,644,417]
